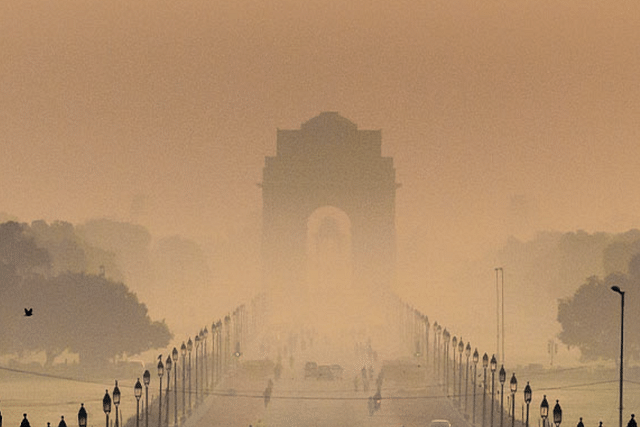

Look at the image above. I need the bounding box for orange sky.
[2,0,640,359]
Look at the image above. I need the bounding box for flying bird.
[24,308,33,317]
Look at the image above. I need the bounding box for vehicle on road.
[429,419,452,427]
[304,361,318,378]
[317,365,334,380]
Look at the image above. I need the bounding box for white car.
[429,420,452,427]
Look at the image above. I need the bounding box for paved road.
[184,363,472,427]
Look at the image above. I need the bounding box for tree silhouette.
[557,268,640,362]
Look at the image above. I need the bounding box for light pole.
[553,400,562,427]
[187,337,193,412]
[165,355,172,427]
[172,347,178,426]
[157,357,164,427]
[181,342,186,420]
[499,366,506,427]
[195,334,201,405]
[458,339,464,408]
[452,336,457,400]
[465,343,471,413]
[524,382,532,427]
[78,403,87,427]
[490,355,497,427]
[102,390,111,427]
[113,381,121,427]
[443,330,450,394]
[612,285,625,427]
[203,327,209,392]
[540,395,549,427]
[143,370,150,427]
[135,379,142,427]
[510,373,517,427]
[482,353,488,427]
[473,349,479,424]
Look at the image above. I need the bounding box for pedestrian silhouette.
[577,418,584,427]
[57,416,67,427]
[628,415,637,427]
[24,308,32,317]
[20,414,30,427]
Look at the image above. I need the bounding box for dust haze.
[2,0,640,370]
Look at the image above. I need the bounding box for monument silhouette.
[261,112,398,325]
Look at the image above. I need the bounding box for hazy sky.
[2,0,640,359]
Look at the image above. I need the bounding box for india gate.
[261,112,399,326]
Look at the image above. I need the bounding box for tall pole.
[612,286,625,427]
[495,268,500,363]
[501,268,505,365]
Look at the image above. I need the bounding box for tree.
[16,272,172,366]
[557,270,640,362]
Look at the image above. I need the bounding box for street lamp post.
[553,400,562,427]
[172,347,178,426]
[78,403,87,427]
[203,327,209,392]
[165,355,172,427]
[113,381,121,427]
[499,366,506,427]
[135,379,142,427]
[443,330,450,394]
[482,353,489,427]
[491,355,497,427]
[524,382,532,427]
[473,349,479,424]
[465,343,471,413]
[612,285,625,427]
[103,390,111,427]
[458,339,464,408]
[157,357,164,427]
[540,395,549,427]
[195,335,201,405]
[181,342,187,420]
[452,336,457,400]
[510,373,517,427]
[143,370,150,427]
[187,337,193,413]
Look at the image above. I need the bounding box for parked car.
[429,420,451,427]
[317,365,334,380]
[330,364,344,379]
[304,361,318,378]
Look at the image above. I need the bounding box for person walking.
[577,418,584,427]
[627,415,637,427]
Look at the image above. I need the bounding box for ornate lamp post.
[458,339,464,407]
[510,373,517,427]
[465,343,471,413]
[490,355,497,427]
[78,403,87,427]
[540,395,549,427]
[553,400,562,427]
[433,322,439,374]
[165,355,172,427]
[424,315,430,366]
[143,370,150,427]
[473,349,479,424]
[195,334,201,404]
[443,330,450,393]
[482,353,489,427]
[611,285,625,427]
[135,379,143,427]
[187,337,193,412]
[172,347,178,426]
[102,390,111,427]
[452,336,457,400]
[203,327,209,391]
[157,357,164,427]
[181,342,187,419]
[113,381,121,427]
[524,382,532,427]
[499,366,506,427]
